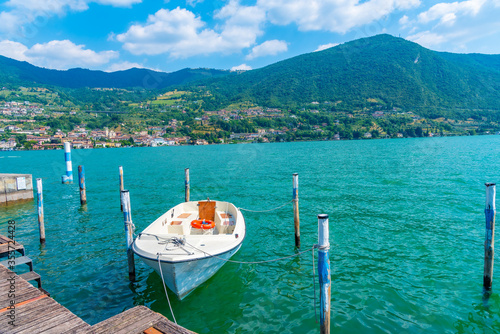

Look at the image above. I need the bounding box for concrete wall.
[0,173,34,205]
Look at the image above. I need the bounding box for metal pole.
[61,141,73,183]
[78,165,87,205]
[318,213,331,334]
[185,168,190,202]
[37,178,45,244]
[119,166,124,211]
[293,173,300,248]
[484,183,496,290]
[121,190,136,281]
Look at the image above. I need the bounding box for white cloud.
[95,0,141,6]
[399,14,409,25]
[0,40,29,61]
[315,42,339,52]
[0,12,19,35]
[117,3,265,58]
[0,39,118,69]
[257,0,421,33]
[106,61,145,72]
[0,0,141,37]
[407,31,447,48]
[417,0,486,26]
[231,63,252,71]
[4,0,89,14]
[186,0,203,6]
[246,40,287,59]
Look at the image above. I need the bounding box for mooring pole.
[61,141,73,184]
[484,183,496,290]
[293,173,300,248]
[185,168,190,202]
[120,190,136,281]
[36,178,45,244]
[318,213,331,334]
[78,165,87,205]
[119,166,124,211]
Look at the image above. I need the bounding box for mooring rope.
[157,254,177,324]
[238,199,293,213]
[184,241,315,264]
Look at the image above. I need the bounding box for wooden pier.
[0,234,195,334]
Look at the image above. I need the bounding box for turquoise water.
[2,136,500,333]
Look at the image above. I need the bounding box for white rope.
[184,241,315,264]
[157,254,177,324]
[238,199,293,213]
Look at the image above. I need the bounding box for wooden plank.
[0,240,24,257]
[4,297,89,334]
[177,213,191,219]
[0,294,47,313]
[19,271,41,283]
[198,201,216,221]
[144,327,165,334]
[153,319,197,334]
[91,305,163,334]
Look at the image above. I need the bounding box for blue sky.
[0,0,499,73]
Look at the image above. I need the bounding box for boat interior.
[151,200,237,236]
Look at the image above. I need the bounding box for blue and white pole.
[317,213,331,334]
[61,141,73,183]
[121,190,136,281]
[185,168,190,202]
[484,183,496,290]
[293,173,300,248]
[37,178,45,244]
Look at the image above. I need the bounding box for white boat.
[132,199,246,299]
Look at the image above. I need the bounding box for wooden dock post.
[120,190,136,281]
[61,141,73,184]
[293,173,300,248]
[484,183,496,290]
[119,166,124,211]
[36,178,45,244]
[185,168,190,202]
[78,165,87,205]
[317,213,331,334]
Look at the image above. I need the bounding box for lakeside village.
[1,93,498,151]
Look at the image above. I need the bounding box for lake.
[1,135,500,333]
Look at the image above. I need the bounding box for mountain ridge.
[199,34,500,114]
[0,55,232,90]
[1,34,500,118]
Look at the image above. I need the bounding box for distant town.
[1,87,498,151]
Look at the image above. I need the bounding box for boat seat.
[215,211,235,234]
[167,213,195,235]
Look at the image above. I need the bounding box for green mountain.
[0,55,231,90]
[202,34,500,116]
[2,34,500,119]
